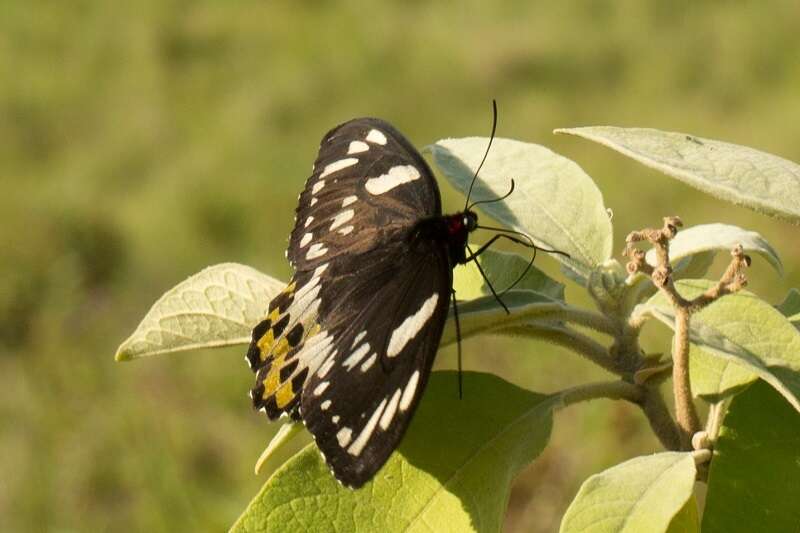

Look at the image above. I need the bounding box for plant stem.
[553,306,619,336]
[504,323,621,376]
[641,387,682,451]
[705,399,729,442]
[558,379,644,407]
[557,380,686,454]
[672,307,701,447]
[623,217,750,451]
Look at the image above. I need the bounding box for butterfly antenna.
[468,179,515,211]
[500,246,537,296]
[463,99,498,211]
[476,224,572,258]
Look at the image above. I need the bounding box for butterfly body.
[246,117,478,487]
[412,211,479,266]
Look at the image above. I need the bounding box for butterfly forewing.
[288,118,441,273]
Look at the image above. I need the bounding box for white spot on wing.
[387,293,439,357]
[348,397,388,456]
[366,129,387,145]
[343,343,370,371]
[342,195,357,207]
[314,381,330,396]
[352,331,367,347]
[300,232,313,247]
[347,141,369,154]
[314,263,329,277]
[337,427,353,447]
[360,353,377,372]
[312,180,325,194]
[321,400,331,411]
[305,216,314,228]
[310,198,318,206]
[338,225,354,235]
[317,356,335,378]
[400,370,420,411]
[380,388,402,430]
[332,415,340,424]
[306,243,328,260]
[329,209,354,230]
[365,165,421,195]
[320,158,358,178]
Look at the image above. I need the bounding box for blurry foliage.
[1,1,799,531]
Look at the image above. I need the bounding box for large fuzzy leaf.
[115,263,284,361]
[427,137,612,283]
[560,452,697,533]
[776,288,800,327]
[232,371,555,533]
[702,381,800,532]
[556,126,800,224]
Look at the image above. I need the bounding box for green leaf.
[688,347,754,402]
[702,381,800,532]
[232,371,554,533]
[253,423,304,475]
[665,495,699,533]
[453,246,565,301]
[672,251,716,281]
[115,263,284,361]
[644,223,782,276]
[776,288,800,326]
[559,452,697,533]
[555,126,800,224]
[426,137,613,283]
[637,280,800,409]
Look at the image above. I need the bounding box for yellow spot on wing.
[257,330,275,355]
[275,382,295,408]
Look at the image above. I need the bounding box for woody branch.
[623,216,750,450]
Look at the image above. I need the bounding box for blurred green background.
[2,1,799,531]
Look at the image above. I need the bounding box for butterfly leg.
[451,288,463,399]
[466,243,510,315]
[463,233,534,262]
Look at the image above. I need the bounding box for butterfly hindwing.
[247,265,328,420]
[300,237,452,488]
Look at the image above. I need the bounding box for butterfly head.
[463,210,478,232]
[445,210,478,239]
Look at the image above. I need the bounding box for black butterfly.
[246,107,535,488]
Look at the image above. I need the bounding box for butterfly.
[245,107,534,488]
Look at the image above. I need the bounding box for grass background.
[2,1,799,531]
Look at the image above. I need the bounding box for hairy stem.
[623,216,749,451]
[641,387,682,451]
[672,308,701,447]
[557,380,685,455]
[558,379,644,407]
[552,306,619,337]
[504,323,621,375]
